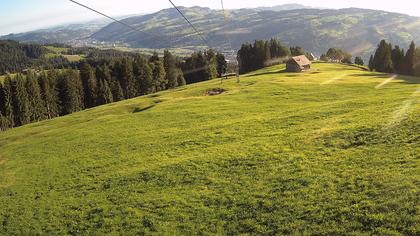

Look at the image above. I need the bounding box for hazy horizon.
[2,0,420,36]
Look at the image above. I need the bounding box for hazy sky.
[1,0,420,35]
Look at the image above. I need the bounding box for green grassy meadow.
[44,46,84,62]
[0,63,419,234]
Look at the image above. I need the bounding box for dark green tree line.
[237,38,301,74]
[0,49,225,131]
[370,40,420,77]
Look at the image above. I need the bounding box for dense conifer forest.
[0,40,227,131]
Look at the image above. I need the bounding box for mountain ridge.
[3,5,420,59]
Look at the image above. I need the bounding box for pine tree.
[391,46,404,73]
[237,43,253,74]
[133,57,153,95]
[368,55,374,71]
[413,48,420,76]
[97,78,113,105]
[354,57,364,65]
[25,71,46,122]
[403,41,416,75]
[110,79,124,102]
[115,58,136,99]
[96,64,114,104]
[151,60,166,92]
[290,46,305,56]
[80,62,97,108]
[253,40,268,69]
[163,50,178,89]
[73,70,84,111]
[372,40,393,73]
[0,82,10,130]
[383,47,394,73]
[216,53,227,77]
[58,70,84,115]
[204,49,218,80]
[11,74,30,126]
[96,64,112,84]
[176,71,186,86]
[1,76,14,127]
[149,52,160,63]
[39,71,60,119]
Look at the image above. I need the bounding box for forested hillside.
[4,6,420,60]
[0,40,227,131]
[0,40,72,74]
[91,7,420,59]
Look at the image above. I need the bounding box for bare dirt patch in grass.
[205,88,226,96]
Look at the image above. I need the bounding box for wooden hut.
[286,55,311,72]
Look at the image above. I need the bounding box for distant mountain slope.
[91,6,420,58]
[0,14,142,45]
[0,18,111,44]
[255,3,313,11]
[3,5,420,59]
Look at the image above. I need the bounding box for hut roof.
[288,55,311,66]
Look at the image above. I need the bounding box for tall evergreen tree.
[177,72,186,86]
[163,50,178,89]
[290,46,305,56]
[39,71,60,119]
[110,79,124,102]
[368,55,374,71]
[11,74,30,126]
[1,76,14,127]
[96,64,114,105]
[403,41,416,75]
[96,64,112,84]
[25,71,46,122]
[372,40,393,73]
[204,49,218,80]
[354,56,364,65]
[253,40,268,69]
[216,53,227,77]
[115,58,136,99]
[97,78,113,105]
[149,52,160,63]
[237,43,253,74]
[151,60,166,92]
[391,46,404,73]
[0,81,11,130]
[133,57,153,95]
[80,62,97,108]
[58,70,84,115]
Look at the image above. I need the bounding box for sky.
[1,0,420,35]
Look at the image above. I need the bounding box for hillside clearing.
[0,63,419,235]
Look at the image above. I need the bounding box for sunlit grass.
[0,63,418,234]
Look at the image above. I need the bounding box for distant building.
[286,55,311,72]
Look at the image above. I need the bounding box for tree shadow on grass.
[132,105,155,113]
[245,69,300,78]
[350,73,420,84]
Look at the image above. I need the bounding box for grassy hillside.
[0,63,418,234]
